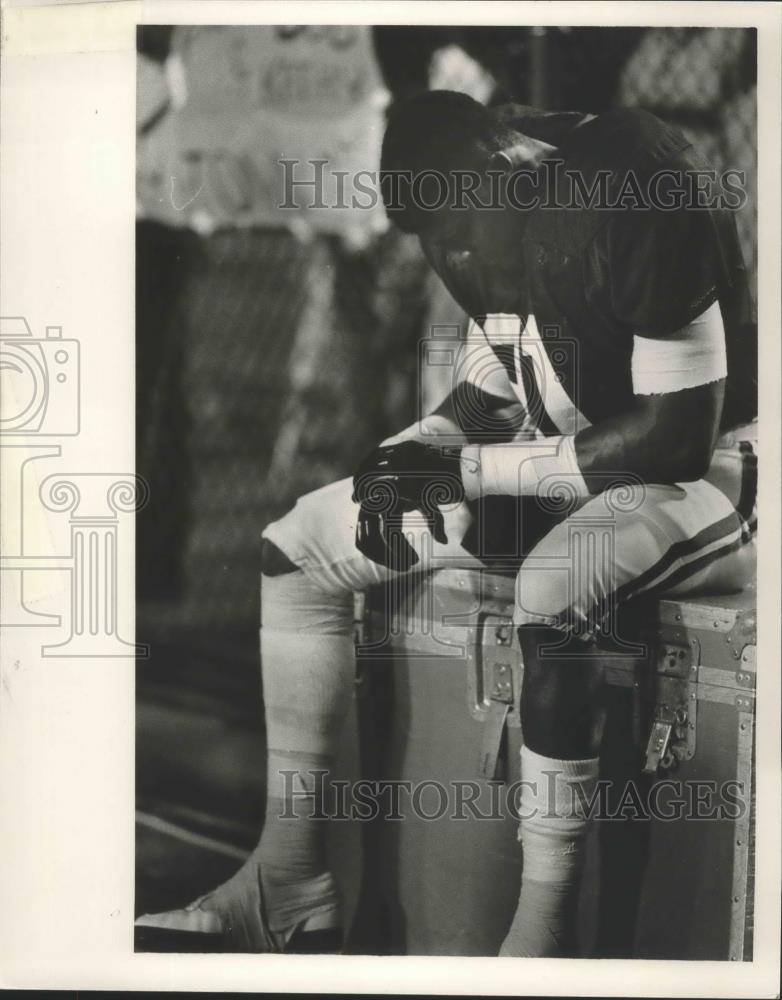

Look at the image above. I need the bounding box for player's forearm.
[574,306,728,488]
[574,383,723,489]
[460,382,724,500]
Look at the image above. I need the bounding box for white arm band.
[461,435,589,501]
[631,300,727,395]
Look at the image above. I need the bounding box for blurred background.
[135,25,757,929]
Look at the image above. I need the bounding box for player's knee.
[513,564,569,632]
[521,651,562,712]
[260,537,300,577]
[519,629,606,757]
[514,504,630,635]
[519,630,602,697]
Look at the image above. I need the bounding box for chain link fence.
[615,27,757,297]
[137,26,757,641]
[137,222,429,632]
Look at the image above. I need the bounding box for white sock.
[155,570,356,949]
[256,616,354,935]
[500,746,599,957]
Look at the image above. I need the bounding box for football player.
[137,91,757,955]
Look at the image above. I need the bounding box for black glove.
[352,440,463,570]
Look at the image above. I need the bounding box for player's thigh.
[617,479,754,601]
[514,479,751,632]
[262,476,480,594]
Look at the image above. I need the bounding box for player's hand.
[354,498,422,571]
[352,440,464,569]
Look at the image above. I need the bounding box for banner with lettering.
[137,26,391,238]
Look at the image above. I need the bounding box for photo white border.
[1,1,779,994]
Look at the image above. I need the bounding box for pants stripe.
[737,441,758,525]
[630,531,746,602]
[560,510,746,633]
[613,510,742,606]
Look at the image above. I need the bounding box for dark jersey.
[463,108,757,433]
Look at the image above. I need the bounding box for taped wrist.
[460,434,589,501]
